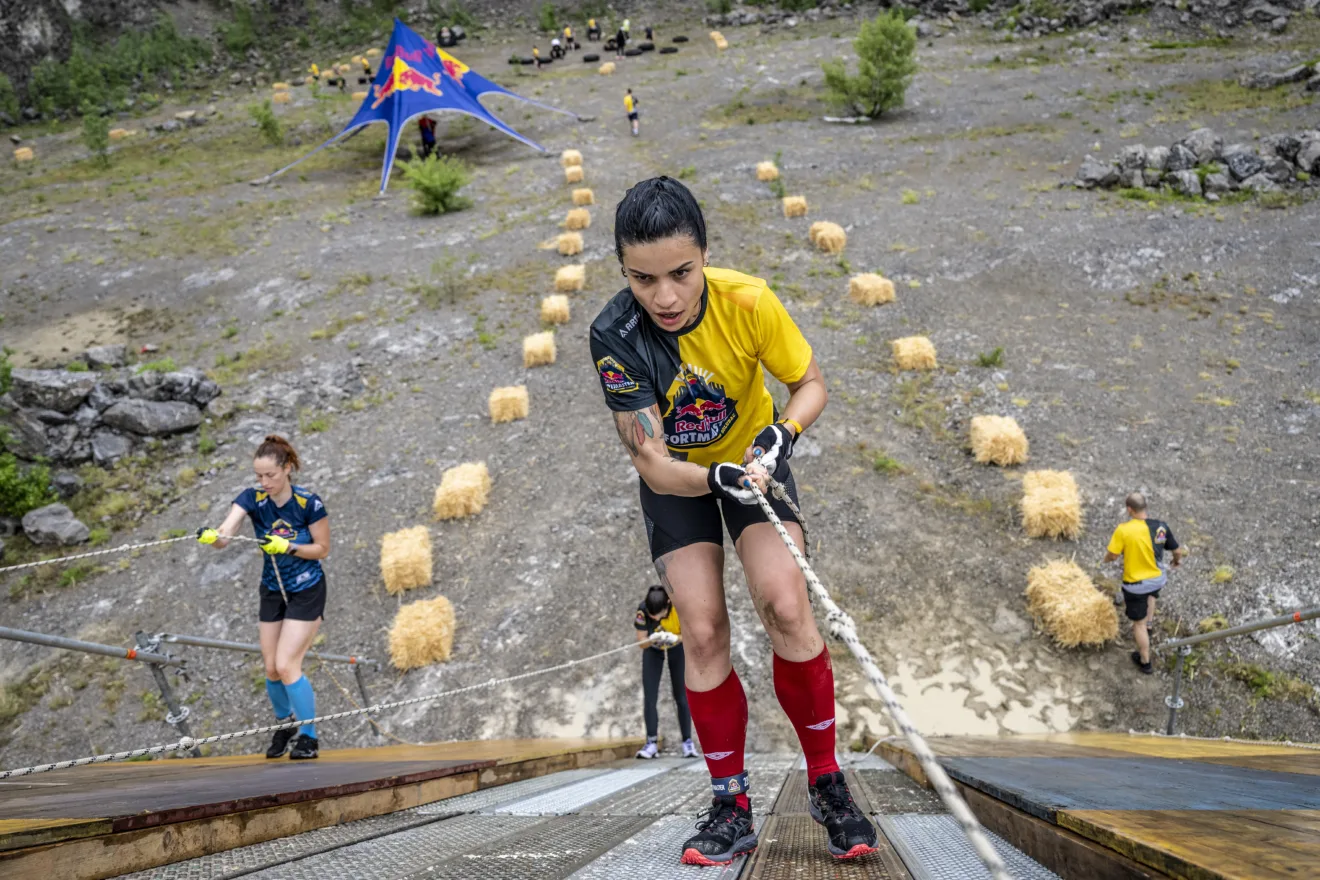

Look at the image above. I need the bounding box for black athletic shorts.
[639,466,801,561]
[259,576,327,623]
[1121,587,1159,622]
[627,112,638,121]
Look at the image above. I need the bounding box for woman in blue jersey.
[199,435,331,760]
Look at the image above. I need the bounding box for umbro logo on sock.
[705,750,735,760]
[805,718,835,731]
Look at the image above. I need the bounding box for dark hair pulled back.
[644,585,670,615]
[254,435,301,471]
[614,176,707,262]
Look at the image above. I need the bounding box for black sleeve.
[634,603,650,631]
[1162,523,1180,552]
[590,325,655,413]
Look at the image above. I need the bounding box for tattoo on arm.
[613,407,661,459]
[654,554,674,598]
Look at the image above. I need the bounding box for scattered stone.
[1262,134,1300,162]
[1146,146,1170,172]
[0,404,48,458]
[1240,172,1281,192]
[0,517,20,537]
[9,369,98,413]
[1223,146,1265,181]
[158,371,199,401]
[102,399,203,436]
[1142,167,1164,187]
[84,344,128,369]
[1166,143,1199,172]
[1076,154,1119,188]
[1240,64,1314,89]
[91,429,134,466]
[1181,128,1223,164]
[1118,168,1145,189]
[1118,144,1147,170]
[1203,172,1234,195]
[1169,170,1203,197]
[86,383,119,412]
[194,379,222,406]
[1262,156,1294,183]
[206,397,236,420]
[21,503,91,546]
[52,472,82,499]
[1296,136,1320,174]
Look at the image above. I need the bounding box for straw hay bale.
[366,48,382,57]
[305,75,317,85]
[969,415,1029,467]
[714,37,729,50]
[13,147,33,162]
[272,91,292,104]
[541,294,571,324]
[565,165,585,183]
[709,31,724,41]
[557,231,583,255]
[489,385,529,423]
[809,221,847,255]
[389,595,456,670]
[273,81,291,90]
[108,128,135,141]
[555,264,586,292]
[351,91,368,101]
[1025,559,1118,648]
[433,462,491,520]
[380,526,433,596]
[756,161,779,182]
[337,63,352,73]
[782,195,808,218]
[572,187,595,206]
[599,62,616,75]
[1022,470,1081,540]
[523,331,557,367]
[891,336,937,371]
[848,273,895,306]
[563,207,591,230]
[561,149,583,168]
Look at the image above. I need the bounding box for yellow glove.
[197,528,219,545]
[261,534,291,555]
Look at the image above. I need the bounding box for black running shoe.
[1131,651,1154,675]
[680,796,757,866]
[289,733,319,760]
[265,722,296,759]
[808,772,879,859]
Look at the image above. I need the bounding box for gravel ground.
[2,15,1318,770]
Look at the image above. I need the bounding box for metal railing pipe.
[155,632,379,667]
[1163,607,1320,651]
[1,626,185,667]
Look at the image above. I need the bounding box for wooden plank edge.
[0,818,113,854]
[1056,811,1228,880]
[0,738,638,880]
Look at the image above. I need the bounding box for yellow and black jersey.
[634,602,681,636]
[1107,518,1180,584]
[589,267,813,470]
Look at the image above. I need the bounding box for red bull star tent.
[260,19,582,194]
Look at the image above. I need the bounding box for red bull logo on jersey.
[268,518,298,540]
[666,365,738,448]
[597,355,639,393]
[372,56,444,109]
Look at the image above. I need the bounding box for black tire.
[673,35,689,43]
[541,57,554,65]
[583,53,600,62]
[605,39,617,51]
[659,46,678,54]
[508,56,523,65]
[521,58,535,65]
[639,42,655,51]
[624,47,642,57]
[357,76,368,84]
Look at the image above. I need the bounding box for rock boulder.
[102,399,203,435]
[21,503,90,546]
[9,369,97,413]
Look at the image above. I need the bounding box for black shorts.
[259,576,327,623]
[627,112,638,121]
[1121,587,1159,621]
[639,467,801,561]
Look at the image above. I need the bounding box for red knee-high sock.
[686,667,749,809]
[773,647,841,782]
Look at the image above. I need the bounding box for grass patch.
[976,346,1005,368]
[900,121,1055,145]
[1169,78,1314,117]
[136,356,177,373]
[1220,661,1316,704]
[309,313,367,340]
[893,375,949,439]
[708,87,817,127]
[1211,565,1234,584]
[1149,38,1231,50]
[872,452,904,474]
[207,341,292,385]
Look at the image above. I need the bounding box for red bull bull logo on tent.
[372,56,444,109]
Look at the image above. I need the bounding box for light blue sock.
[284,676,316,738]
[265,678,292,720]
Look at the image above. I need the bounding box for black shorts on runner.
[1121,587,1159,621]
[259,576,327,623]
[628,112,638,121]
[639,466,801,561]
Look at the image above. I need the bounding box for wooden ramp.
[879,732,1320,880]
[0,737,641,880]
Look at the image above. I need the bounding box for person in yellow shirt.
[563,24,575,49]
[634,585,697,759]
[587,17,600,41]
[590,177,877,865]
[531,45,541,70]
[1103,492,1185,675]
[624,88,639,137]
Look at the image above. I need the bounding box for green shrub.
[0,74,18,122]
[707,0,733,13]
[248,100,283,146]
[976,346,1005,367]
[429,0,479,29]
[822,11,917,118]
[538,1,558,32]
[81,104,111,166]
[968,0,992,11]
[0,347,13,395]
[136,356,177,373]
[220,3,258,55]
[400,153,473,215]
[0,454,56,518]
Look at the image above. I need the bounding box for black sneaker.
[808,772,879,859]
[1131,651,1154,675]
[680,796,757,866]
[265,722,296,759]
[289,733,319,760]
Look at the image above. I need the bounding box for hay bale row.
[556,264,585,292]
[565,165,585,184]
[523,331,557,367]
[351,91,368,101]
[13,147,33,162]
[892,336,936,371]
[389,594,455,670]
[561,148,583,168]
[782,195,808,218]
[1022,470,1081,539]
[563,207,591,230]
[557,231,583,255]
[380,525,433,595]
[1025,559,1117,648]
[849,273,894,306]
[970,415,1028,467]
[756,160,779,182]
[489,385,529,422]
[572,187,595,206]
[599,62,616,75]
[809,221,846,255]
[541,294,570,324]
[434,462,491,520]
[273,91,292,104]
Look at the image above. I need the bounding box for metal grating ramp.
[567,814,750,879]
[855,769,945,815]
[493,767,670,815]
[237,814,543,880]
[397,814,655,880]
[745,815,895,879]
[580,763,714,816]
[414,768,606,814]
[878,814,1061,880]
[849,754,899,771]
[772,770,810,814]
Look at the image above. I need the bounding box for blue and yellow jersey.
[235,486,327,592]
[589,267,813,470]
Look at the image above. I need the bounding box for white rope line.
[0,533,209,574]
[1129,729,1320,751]
[752,480,1013,880]
[0,632,678,779]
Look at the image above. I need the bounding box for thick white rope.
[752,479,1013,880]
[0,534,205,574]
[0,631,678,779]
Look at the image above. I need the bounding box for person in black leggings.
[634,585,698,759]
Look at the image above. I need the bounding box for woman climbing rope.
[198,435,331,761]
[588,177,878,866]
[634,584,698,760]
